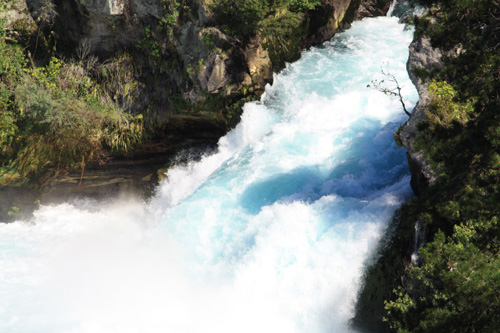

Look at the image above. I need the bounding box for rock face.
[14,0,391,109]
[399,34,443,195]
[53,0,160,53]
[355,0,391,19]
[302,0,354,46]
[0,0,33,26]
[22,0,365,99]
[243,36,273,92]
[175,22,272,99]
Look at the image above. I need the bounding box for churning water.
[0,16,418,332]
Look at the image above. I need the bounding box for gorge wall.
[399,34,442,195]
[23,0,363,107]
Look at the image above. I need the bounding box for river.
[0,15,418,333]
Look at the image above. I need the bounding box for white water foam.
[0,17,417,332]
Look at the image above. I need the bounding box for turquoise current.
[0,16,418,333]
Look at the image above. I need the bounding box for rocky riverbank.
[0,0,391,221]
[352,9,444,331]
[399,34,442,195]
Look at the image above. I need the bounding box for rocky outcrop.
[14,0,391,109]
[22,0,368,100]
[302,0,354,46]
[355,0,391,19]
[399,34,443,195]
[0,0,33,26]
[50,0,160,54]
[175,22,272,100]
[242,36,273,92]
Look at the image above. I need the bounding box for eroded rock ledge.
[399,34,443,195]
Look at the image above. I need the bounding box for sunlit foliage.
[0,18,143,184]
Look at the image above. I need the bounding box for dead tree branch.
[368,67,411,117]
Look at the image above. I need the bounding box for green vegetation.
[132,0,331,132]
[360,0,500,331]
[210,0,322,67]
[413,80,475,173]
[137,27,161,59]
[0,0,357,195]
[423,80,474,130]
[160,0,181,36]
[210,0,320,40]
[211,0,269,39]
[259,9,307,68]
[385,226,500,332]
[0,17,144,186]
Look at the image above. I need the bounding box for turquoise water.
[0,16,417,332]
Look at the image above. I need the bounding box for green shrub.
[0,86,18,150]
[0,33,26,83]
[12,79,143,179]
[260,10,306,68]
[210,0,321,39]
[211,0,270,38]
[288,0,321,12]
[160,0,180,35]
[0,14,145,184]
[424,80,474,131]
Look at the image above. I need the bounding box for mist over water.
[0,17,417,332]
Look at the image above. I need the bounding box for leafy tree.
[211,0,321,39]
[385,229,500,332]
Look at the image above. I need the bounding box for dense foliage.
[210,0,323,68]
[0,0,339,188]
[211,0,320,39]
[382,0,500,331]
[0,15,144,186]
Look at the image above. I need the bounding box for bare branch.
[77,38,92,62]
[368,66,411,117]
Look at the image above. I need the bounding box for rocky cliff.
[22,0,391,105]
[21,0,352,101]
[398,33,442,195]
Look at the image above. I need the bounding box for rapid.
[0,15,418,333]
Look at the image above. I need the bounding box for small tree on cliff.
[368,67,411,117]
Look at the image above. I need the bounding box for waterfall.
[387,0,397,17]
[387,0,425,19]
[410,219,426,265]
[0,17,418,333]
